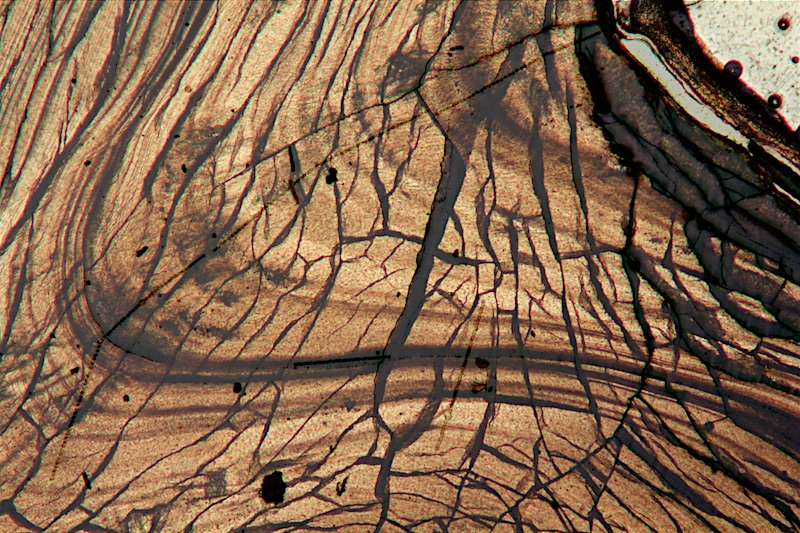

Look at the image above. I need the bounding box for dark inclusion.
[232,382,242,394]
[260,471,286,505]
[325,167,338,184]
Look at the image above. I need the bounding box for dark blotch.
[471,382,486,393]
[136,246,148,257]
[173,134,180,139]
[475,357,489,369]
[529,329,536,338]
[123,394,130,402]
[260,471,287,505]
[452,249,459,258]
[85,279,91,286]
[233,382,242,394]
[704,421,714,431]
[212,232,217,239]
[71,78,76,84]
[793,56,800,64]
[325,167,338,185]
[70,366,79,375]
[723,60,743,78]
[336,476,349,496]
[778,17,790,30]
[84,160,91,166]
[181,163,187,173]
[449,45,464,51]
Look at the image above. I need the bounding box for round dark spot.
[185,22,189,26]
[260,471,287,504]
[768,94,783,109]
[325,168,338,185]
[212,232,217,239]
[245,163,250,168]
[396,292,401,298]
[70,366,79,375]
[778,17,790,30]
[475,357,490,369]
[181,163,187,173]
[704,421,714,431]
[452,249,459,258]
[173,134,180,139]
[233,382,242,393]
[85,279,91,286]
[123,394,130,402]
[71,78,76,84]
[529,329,536,337]
[723,60,743,78]
[793,56,799,64]
[84,160,91,166]
[139,114,144,118]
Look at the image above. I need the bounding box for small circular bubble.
[778,18,790,31]
[768,94,783,109]
[723,60,743,78]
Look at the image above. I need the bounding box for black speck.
[84,160,91,166]
[529,329,536,338]
[233,382,242,393]
[70,366,79,375]
[136,246,148,257]
[173,134,180,139]
[325,168,338,185]
[85,279,91,286]
[260,471,286,505]
[212,232,217,239]
[246,162,250,168]
[336,475,349,496]
[396,292,401,298]
[452,249,459,258]
[71,78,76,84]
[181,163,187,173]
[139,114,144,118]
[449,45,464,51]
[185,22,189,26]
[123,394,130,402]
